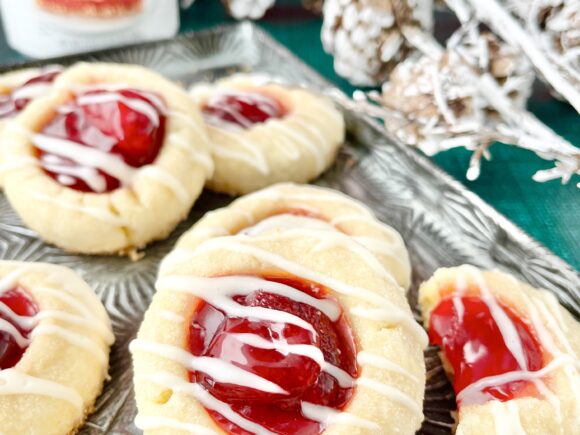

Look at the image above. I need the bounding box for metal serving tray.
[0,23,578,435]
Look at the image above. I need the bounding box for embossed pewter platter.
[0,23,578,435]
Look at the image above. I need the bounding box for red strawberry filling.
[202,92,285,129]
[35,88,166,193]
[0,68,60,119]
[0,287,39,369]
[428,293,544,408]
[188,276,358,435]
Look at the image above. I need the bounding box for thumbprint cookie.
[2,62,213,255]
[419,265,580,435]
[160,183,412,291]
[0,261,114,434]
[190,74,345,195]
[132,231,426,434]
[0,65,63,186]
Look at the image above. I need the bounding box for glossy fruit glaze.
[188,276,358,435]
[202,91,285,129]
[429,294,544,408]
[0,69,60,119]
[37,88,166,192]
[0,287,39,369]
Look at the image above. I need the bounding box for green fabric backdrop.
[0,0,578,269]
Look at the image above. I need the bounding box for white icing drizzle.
[32,134,137,189]
[228,333,354,388]
[157,275,337,333]
[210,127,270,175]
[301,402,380,430]
[250,223,402,290]
[10,82,52,101]
[267,120,325,172]
[134,415,218,435]
[76,91,163,127]
[167,132,214,174]
[31,324,107,364]
[451,266,579,427]
[157,275,339,321]
[40,154,106,192]
[146,371,276,435]
[203,91,281,130]
[0,369,83,411]
[192,238,427,347]
[470,270,529,371]
[130,339,288,395]
[357,377,423,418]
[357,351,421,385]
[30,192,127,226]
[138,165,189,203]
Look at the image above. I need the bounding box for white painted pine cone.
[322,0,433,86]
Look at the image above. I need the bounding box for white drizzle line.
[0,369,83,412]
[252,224,402,290]
[30,192,127,226]
[134,415,218,435]
[191,238,427,348]
[76,92,162,127]
[167,133,214,174]
[357,377,423,419]
[239,209,408,274]
[31,324,107,364]
[157,274,339,323]
[130,339,288,395]
[357,351,421,385]
[11,82,53,101]
[0,317,29,347]
[468,268,529,371]
[457,354,574,405]
[210,128,270,175]
[455,266,578,422]
[146,371,276,435]
[32,134,136,189]
[228,333,355,388]
[40,156,106,193]
[138,165,189,203]
[168,111,209,140]
[301,402,380,430]
[267,121,325,172]
[0,268,28,293]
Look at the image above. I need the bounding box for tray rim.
[0,20,577,280]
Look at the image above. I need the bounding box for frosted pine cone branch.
[446,0,580,113]
[338,25,580,186]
